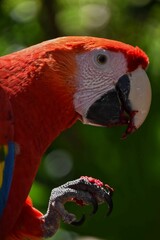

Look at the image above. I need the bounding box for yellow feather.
[0,161,5,188]
[0,145,8,188]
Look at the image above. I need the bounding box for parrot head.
[57,36,151,137]
[18,36,151,138]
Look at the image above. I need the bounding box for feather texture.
[0,36,150,239]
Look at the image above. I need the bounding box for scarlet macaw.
[0,36,151,239]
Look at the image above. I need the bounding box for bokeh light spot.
[80,3,110,29]
[44,149,73,179]
[10,0,39,23]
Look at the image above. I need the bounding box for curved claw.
[71,214,86,226]
[104,193,113,216]
[90,197,98,215]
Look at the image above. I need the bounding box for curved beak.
[85,67,151,137]
[126,67,151,131]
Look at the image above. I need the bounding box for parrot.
[0,36,151,240]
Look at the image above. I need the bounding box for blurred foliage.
[1,0,160,239]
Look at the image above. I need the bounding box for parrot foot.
[41,176,113,238]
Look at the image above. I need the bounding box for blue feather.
[0,142,15,216]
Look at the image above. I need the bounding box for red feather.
[0,36,149,239]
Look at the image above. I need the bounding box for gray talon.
[41,177,113,238]
[71,214,86,226]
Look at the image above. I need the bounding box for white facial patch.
[74,49,128,118]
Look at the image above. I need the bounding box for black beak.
[86,74,132,128]
[83,67,151,137]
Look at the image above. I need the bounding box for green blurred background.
[1,0,160,239]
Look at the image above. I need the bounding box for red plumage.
[0,36,150,239]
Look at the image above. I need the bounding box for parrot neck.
[12,83,78,156]
[0,52,78,155]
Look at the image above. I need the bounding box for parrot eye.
[96,54,108,65]
[89,49,109,69]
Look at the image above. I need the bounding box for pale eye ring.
[96,54,108,65]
